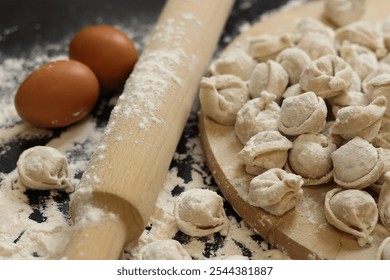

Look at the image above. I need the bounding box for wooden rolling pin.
[64,0,235,259]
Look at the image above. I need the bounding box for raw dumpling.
[282,84,304,99]
[138,240,192,260]
[378,172,390,232]
[237,130,293,175]
[279,91,327,136]
[339,42,379,80]
[295,17,335,41]
[247,33,294,62]
[373,132,390,149]
[287,134,337,185]
[297,33,337,60]
[365,72,390,99]
[335,21,387,58]
[328,90,368,118]
[323,0,365,27]
[248,168,304,216]
[376,237,390,260]
[276,48,312,84]
[199,74,249,125]
[209,49,257,81]
[362,63,390,94]
[299,54,359,99]
[331,137,384,189]
[364,74,390,131]
[370,148,390,192]
[174,188,229,237]
[324,187,378,247]
[331,96,387,142]
[235,91,280,144]
[248,60,289,102]
[17,146,73,192]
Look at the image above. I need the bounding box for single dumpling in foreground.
[287,134,337,185]
[331,137,384,189]
[17,145,74,192]
[174,188,229,237]
[248,168,304,216]
[324,187,378,247]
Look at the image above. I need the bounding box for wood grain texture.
[64,0,234,259]
[200,0,390,260]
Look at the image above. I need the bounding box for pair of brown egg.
[14,25,138,128]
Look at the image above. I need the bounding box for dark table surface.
[0,0,296,259]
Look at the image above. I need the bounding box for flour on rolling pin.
[72,13,205,227]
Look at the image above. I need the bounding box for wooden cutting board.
[200,0,390,260]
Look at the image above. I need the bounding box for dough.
[373,132,390,149]
[378,172,390,232]
[235,91,280,144]
[324,187,378,247]
[138,240,191,260]
[295,17,335,41]
[362,63,390,94]
[247,33,294,62]
[335,21,387,58]
[364,73,390,130]
[209,49,257,81]
[328,90,368,118]
[339,42,379,80]
[174,188,229,237]
[282,84,304,99]
[297,33,337,60]
[276,47,312,84]
[199,74,249,125]
[323,0,366,27]
[248,168,304,216]
[331,137,384,189]
[16,146,73,192]
[248,60,289,102]
[287,134,337,185]
[331,96,387,142]
[364,73,390,101]
[371,148,390,192]
[279,91,327,136]
[299,54,359,99]
[237,130,293,175]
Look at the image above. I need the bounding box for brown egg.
[69,25,138,90]
[14,60,99,128]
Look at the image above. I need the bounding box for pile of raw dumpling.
[199,0,390,255]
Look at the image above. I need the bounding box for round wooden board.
[200,0,390,260]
